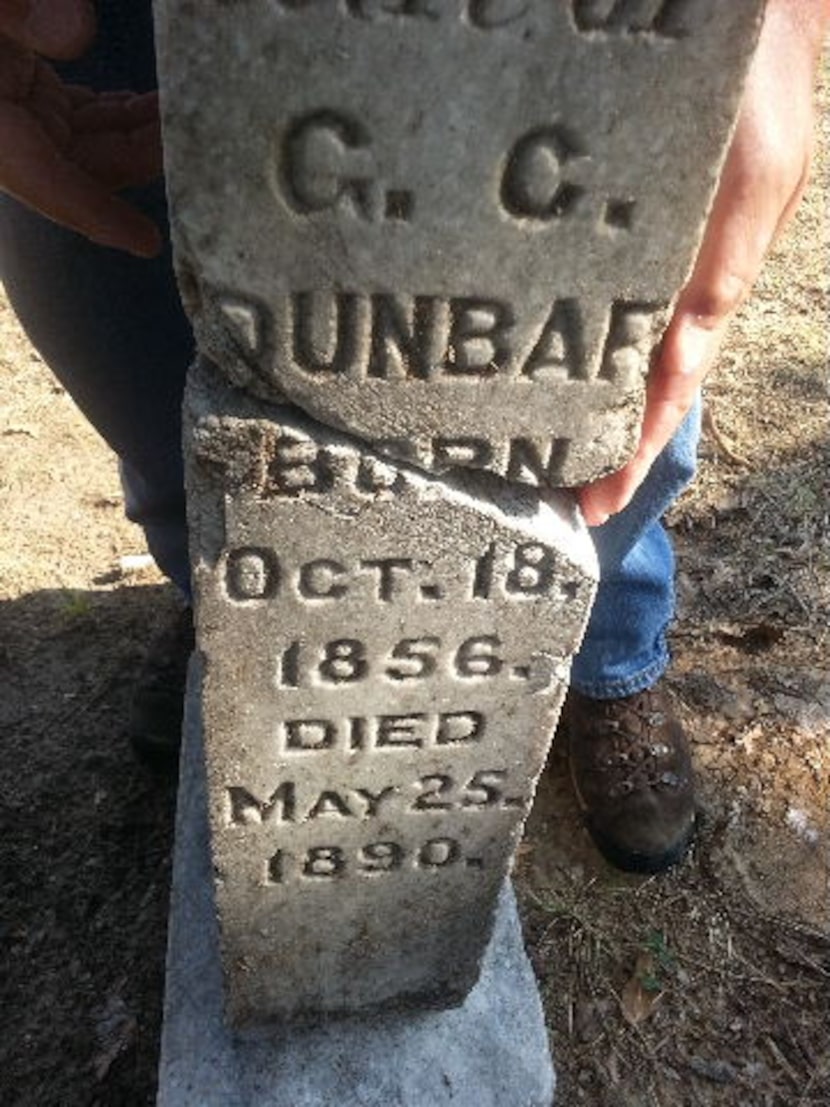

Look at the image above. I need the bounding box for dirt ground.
[1,84,828,1107]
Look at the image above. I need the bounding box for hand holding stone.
[578,0,828,527]
[0,0,162,257]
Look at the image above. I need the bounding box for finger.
[71,91,160,134]
[68,87,139,108]
[27,101,70,148]
[29,61,71,145]
[0,104,161,255]
[0,0,95,59]
[71,120,164,189]
[577,322,718,527]
[65,83,95,106]
[578,298,728,527]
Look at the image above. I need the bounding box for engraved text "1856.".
[275,634,511,688]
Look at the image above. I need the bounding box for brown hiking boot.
[566,683,696,874]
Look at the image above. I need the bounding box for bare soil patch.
[1,75,827,1107]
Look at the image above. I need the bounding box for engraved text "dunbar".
[282,292,662,383]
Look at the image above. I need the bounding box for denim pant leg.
[0,186,194,596]
[570,398,702,699]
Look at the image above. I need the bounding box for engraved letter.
[521,299,585,381]
[355,455,408,495]
[376,714,426,748]
[291,291,365,376]
[267,433,335,495]
[354,786,396,817]
[299,558,348,599]
[435,711,485,745]
[598,301,665,387]
[501,126,584,222]
[505,438,570,485]
[359,557,417,601]
[225,547,280,601]
[283,718,337,751]
[219,299,261,356]
[226,782,296,826]
[307,790,354,819]
[445,298,514,375]
[282,111,374,218]
[368,294,447,379]
[431,437,494,471]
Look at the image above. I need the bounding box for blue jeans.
[571,401,701,698]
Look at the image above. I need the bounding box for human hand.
[578,0,829,527]
[0,0,163,257]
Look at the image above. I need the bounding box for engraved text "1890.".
[266,836,481,885]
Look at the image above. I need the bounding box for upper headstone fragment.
[156,0,764,485]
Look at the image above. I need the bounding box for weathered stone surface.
[158,664,556,1106]
[157,0,763,486]
[185,357,596,1023]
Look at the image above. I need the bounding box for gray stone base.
[158,663,555,1107]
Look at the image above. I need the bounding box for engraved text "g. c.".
[280,110,413,223]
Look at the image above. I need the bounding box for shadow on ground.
[2,571,828,1107]
[0,585,179,1107]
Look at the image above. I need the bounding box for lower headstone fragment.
[185,357,597,1025]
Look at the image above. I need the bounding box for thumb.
[0,0,95,59]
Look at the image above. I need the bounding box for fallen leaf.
[620,952,664,1026]
[716,623,785,654]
